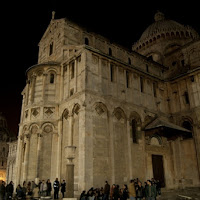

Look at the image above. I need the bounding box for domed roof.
[136,11,199,46]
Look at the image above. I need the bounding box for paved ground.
[159,187,200,200]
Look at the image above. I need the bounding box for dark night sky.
[1,0,199,136]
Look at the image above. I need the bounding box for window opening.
[85,38,89,45]
[126,71,129,88]
[140,77,144,93]
[109,48,112,56]
[153,82,157,97]
[50,73,54,84]
[184,91,190,105]
[70,62,75,79]
[49,42,54,55]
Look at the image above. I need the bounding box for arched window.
[85,38,89,45]
[131,119,137,143]
[50,73,55,84]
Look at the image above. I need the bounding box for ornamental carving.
[63,109,69,120]
[72,104,80,115]
[95,102,107,116]
[43,125,53,133]
[31,107,40,118]
[44,107,55,117]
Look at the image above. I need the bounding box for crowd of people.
[80,178,161,200]
[0,178,66,199]
[0,178,161,200]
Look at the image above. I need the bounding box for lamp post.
[65,145,76,199]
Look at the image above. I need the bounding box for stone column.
[193,124,200,182]
[68,114,73,146]
[23,133,30,182]
[74,59,77,93]
[64,146,76,199]
[60,64,64,101]
[25,80,30,106]
[56,119,63,179]
[35,132,42,184]
[108,113,115,184]
[30,74,36,104]
[126,119,133,179]
[15,129,24,186]
[42,73,47,102]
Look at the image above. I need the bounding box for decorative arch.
[129,111,142,125]
[46,68,58,74]
[29,123,39,134]
[148,134,162,146]
[62,108,69,120]
[113,107,126,121]
[93,102,108,116]
[41,122,55,134]
[72,103,81,116]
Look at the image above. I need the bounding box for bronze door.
[152,154,165,187]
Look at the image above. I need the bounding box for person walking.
[53,178,60,199]
[128,180,136,200]
[145,180,157,200]
[61,180,66,198]
[103,181,110,200]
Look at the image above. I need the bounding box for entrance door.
[152,155,165,187]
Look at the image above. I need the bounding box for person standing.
[103,181,110,200]
[46,179,52,197]
[113,185,120,200]
[128,180,136,200]
[145,180,157,200]
[61,180,66,198]
[53,178,60,199]
[6,181,14,199]
[110,184,115,200]
[136,181,144,200]
[40,180,47,197]
[122,184,129,200]
[0,181,6,200]
[32,185,40,199]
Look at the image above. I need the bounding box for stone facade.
[14,11,200,194]
[0,113,16,182]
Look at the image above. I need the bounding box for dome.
[134,11,199,49]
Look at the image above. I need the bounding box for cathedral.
[9,11,200,193]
